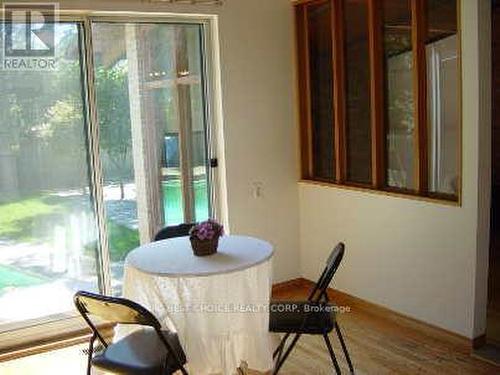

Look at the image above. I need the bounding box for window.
[303,1,336,181]
[0,17,217,333]
[345,0,372,184]
[383,0,416,190]
[295,0,461,201]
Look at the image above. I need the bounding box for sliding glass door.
[0,22,100,325]
[0,17,215,328]
[92,21,212,294]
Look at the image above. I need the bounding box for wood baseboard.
[272,277,479,352]
[272,278,307,294]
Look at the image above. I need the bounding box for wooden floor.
[0,280,498,374]
[271,280,499,375]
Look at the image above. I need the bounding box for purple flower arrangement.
[189,220,224,256]
[190,220,224,241]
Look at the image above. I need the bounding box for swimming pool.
[162,179,209,225]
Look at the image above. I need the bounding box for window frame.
[294,0,462,204]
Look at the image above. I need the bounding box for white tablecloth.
[118,235,274,375]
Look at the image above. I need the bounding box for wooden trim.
[367,0,385,188]
[0,332,90,363]
[298,179,459,206]
[0,315,115,363]
[456,0,463,206]
[331,0,346,183]
[293,0,325,5]
[411,0,429,193]
[295,3,313,178]
[274,278,475,352]
[272,278,307,294]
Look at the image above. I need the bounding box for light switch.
[252,182,263,198]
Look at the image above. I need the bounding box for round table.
[119,235,274,375]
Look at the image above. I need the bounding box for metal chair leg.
[335,322,354,373]
[273,333,290,359]
[275,338,286,366]
[323,334,341,375]
[86,334,95,375]
[273,334,301,375]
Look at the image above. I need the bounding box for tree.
[95,62,133,200]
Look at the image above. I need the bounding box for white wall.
[299,0,491,338]
[53,0,301,282]
[212,0,301,282]
[471,0,492,339]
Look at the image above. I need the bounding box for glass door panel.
[179,25,210,223]
[92,24,140,293]
[0,22,100,325]
[92,22,212,294]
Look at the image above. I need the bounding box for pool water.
[162,179,209,225]
[0,265,48,291]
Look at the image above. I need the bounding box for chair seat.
[269,301,336,334]
[92,329,186,375]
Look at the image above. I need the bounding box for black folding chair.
[154,223,195,242]
[74,291,189,375]
[269,243,354,374]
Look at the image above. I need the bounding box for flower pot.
[190,236,219,256]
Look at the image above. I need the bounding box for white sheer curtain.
[126,24,164,243]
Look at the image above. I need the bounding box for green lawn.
[106,220,140,262]
[0,196,64,241]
